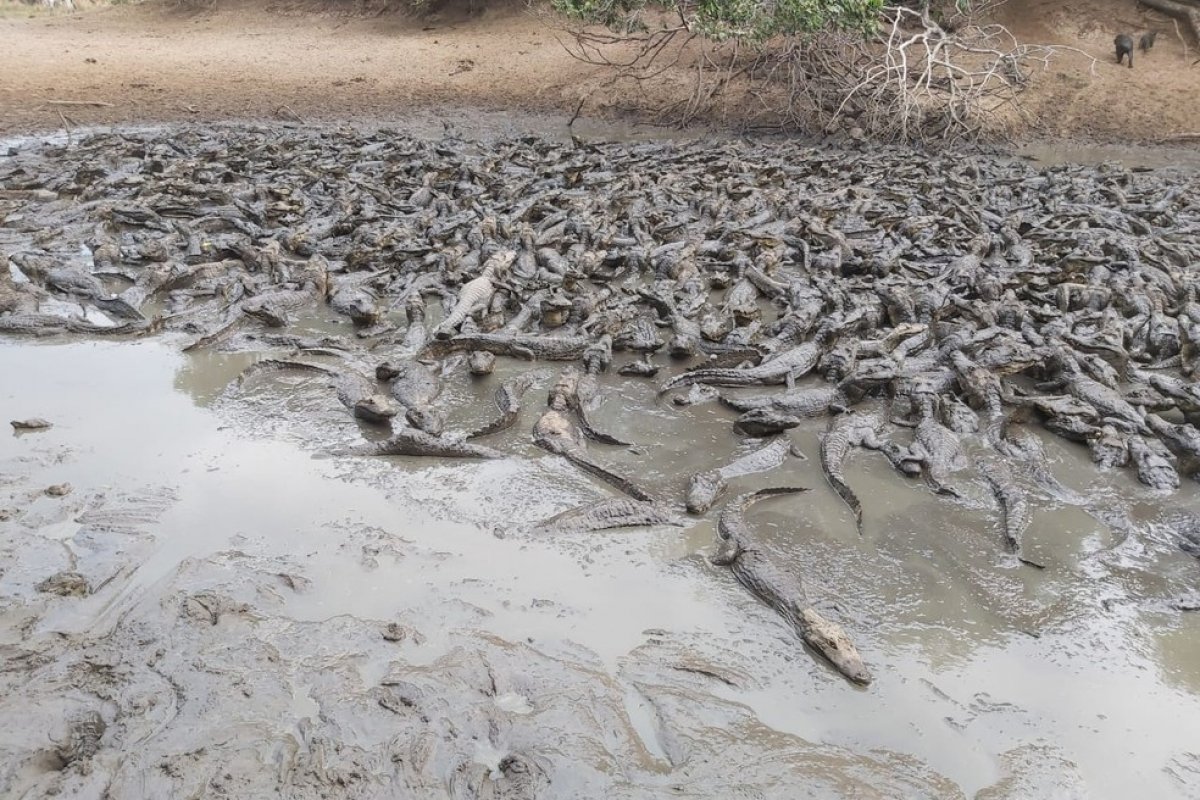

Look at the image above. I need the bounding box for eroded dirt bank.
[2,0,1200,143]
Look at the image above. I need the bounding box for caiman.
[532,399,652,501]
[433,249,515,339]
[712,488,872,686]
[380,360,445,435]
[1128,435,1180,490]
[904,392,969,498]
[330,428,504,459]
[467,371,540,439]
[686,436,794,514]
[235,359,397,424]
[819,411,887,534]
[530,497,686,534]
[733,407,804,437]
[420,332,593,362]
[550,367,629,446]
[718,384,846,417]
[658,321,837,394]
[979,456,1031,556]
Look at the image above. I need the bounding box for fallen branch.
[1137,0,1200,44]
[44,99,114,108]
[1157,131,1200,142]
[56,109,72,147]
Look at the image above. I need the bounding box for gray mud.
[2,336,1199,798]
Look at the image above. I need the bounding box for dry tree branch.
[550,3,1091,145]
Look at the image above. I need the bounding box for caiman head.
[353,394,399,425]
[798,608,872,686]
[406,406,446,437]
[685,471,724,515]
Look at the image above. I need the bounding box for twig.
[44,99,113,108]
[1171,18,1189,58]
[56,109,74,147]
[568,94,587,128]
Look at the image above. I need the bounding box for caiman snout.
[799,608,873,686]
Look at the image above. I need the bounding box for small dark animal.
[1115,33,1134,68]
[1139,31,1157,53]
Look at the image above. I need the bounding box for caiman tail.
[559,451,654,502]
[659,369,763,395]
[823,462,863,535]
[726,486,810,518]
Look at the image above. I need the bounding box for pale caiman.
[712,487,872,686]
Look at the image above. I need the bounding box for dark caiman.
[819,411,887,534]
[686,436,794,514]
[530,498,686,534]
[234,359,397,424]
[330,428,504,459]
[467,371,541,439]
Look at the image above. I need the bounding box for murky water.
[2,334,1198,797]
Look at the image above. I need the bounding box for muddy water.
[2,334,1198,798]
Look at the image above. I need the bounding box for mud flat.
[0,336,1197,798]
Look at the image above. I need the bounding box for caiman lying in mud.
[234,359,397,424]
[330,428,504,459]
[529,497,686,534]
[533,391,651,502]
[467,371,541,439]
[686,436,795,515]
[819,411,888,534]
[712,488,872,686]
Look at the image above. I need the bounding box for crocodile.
[467,350,496,375]
[948,350,1008,448]
[530,497,686,534]
[1129,435,1180,490]
[819,411,887,534]
[979,456,1031,556]
[379,360,445,435]
[940,395,980,434]
[1045,349,1149,433]
[1158,509,1200,558]
[1088,424,1130,468]
[234,359,397,424]
[550,367,629,446]
[717,384,845,417]
[1145,414,1200,465]
[996,427,1088,505]
[532,403,652,501]
[433,249,514,339]
[733,407,804,437]
[686,436,794,514]
[1137,370,1200,412]
[658,321,836,394]
[467,371,540,439]
[330,428,504,459]
[328,282,382,327]
[905,392,969,498]
[712,488,872,686]
[420,332,593,362]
